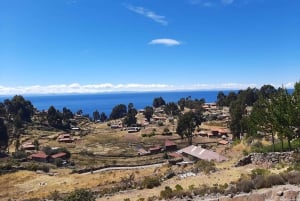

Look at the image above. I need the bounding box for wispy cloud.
[148,38,181,46]
[221,0,234,5]
[189,0,235,7]
[126,4,168,26]
[0,82,294,95]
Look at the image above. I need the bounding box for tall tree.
[229,99,247,140]
[110,104,127,120]
[144,106,154,123]
[0,118,8,151]
[153,97,166,108]
[164,102,180,116]
[93,110,100,122]
[176,110,203,145]
[123,103,137,126]
[100,112,107,122]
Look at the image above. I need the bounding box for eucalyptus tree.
[144,106,154,123]
[176,110,203,145]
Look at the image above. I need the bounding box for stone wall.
[236,152,294,167]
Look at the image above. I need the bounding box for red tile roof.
[51,152,67,159]
[165,140,176,147]
[30,151,48,159]
[168,152,182,158]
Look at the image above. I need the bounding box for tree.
[178,98,185,111]
[93,110,100,122]
[176,110,203,145]
[110,104,127,120]
[153,97,166,108]
[100,112,107,122]
[229,99,247,140]
[164,102,180,116]
[216,91,226,107]
[5,95,34,123]
[0,118,8,151]
[144,106,153,123]
[123,103,137,126]
[47,106,63,128]
[259,84,277,99]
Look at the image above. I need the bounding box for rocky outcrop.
[236,152,294,167]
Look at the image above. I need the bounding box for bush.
[193,184,209,196]
[236,179,254,193]
[12,150,28,159]
[265,174,285,187]
[142,176,161,189]
[160,186,173,199]
[24,163,49,173]
[63,188,95,201]
[253,175,266,189]
[281,171,300,184]
[250,168,270,179]
[195,160,216,174]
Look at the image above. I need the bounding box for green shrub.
[160,186,173,199]
[142,176,161,189]
[195,160,216,174]
[63,188,95,201]
[250,168,270,179]
[12,150,27,159]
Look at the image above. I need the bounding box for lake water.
[0,90,233,116]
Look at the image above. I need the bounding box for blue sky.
[0,0,299,94]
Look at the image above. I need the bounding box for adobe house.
[164,140,177,151]
[50,152,67,162]
[29,152,50,163]
[149,145,162,154]
[57,133,74,143]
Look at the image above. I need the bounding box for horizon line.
[0,82,295,96]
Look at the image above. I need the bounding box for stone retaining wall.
[236,152,294,167]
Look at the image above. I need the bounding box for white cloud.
[148,38,181,46]
[0,82,295,95]
[126,5,168,26]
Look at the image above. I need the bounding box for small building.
[21,142,35,151]
[177,145,227,162]
[137,148,150,156]
[57,134,73,143]
[29,151,49,163]
[165,140,177,151]
[50,152,67,162]
[149,146,162,154]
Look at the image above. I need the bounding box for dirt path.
[81,162,167,175]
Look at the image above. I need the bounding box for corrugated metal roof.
[177,145,227,162]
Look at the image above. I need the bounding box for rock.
[276,191,283,196]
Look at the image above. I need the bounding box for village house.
[21,142,35,151]
[57,133,74,143]
[50,152,67,162]
[164,140,177,151]
[149,145,162,154]
[29,151,50,163]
